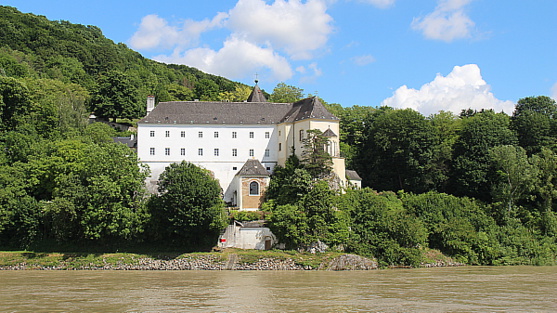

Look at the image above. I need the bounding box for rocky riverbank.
[0,250,465,270]
[0,253,378,271]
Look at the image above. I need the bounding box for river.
[1,266,556,312]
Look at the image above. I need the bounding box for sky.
[4,0,557,115]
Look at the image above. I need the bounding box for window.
[265,132,270,139]
[232,148,237,157]
[249,181,259,196]
[181,148,185,156]
[266,167,271,171]
[265,149,270,157]
[232,131,237,138]
[233,167,237,170]
[150,131,155,137]
[214,131,219,138]
[150,147,155,155]
[181,131,186,138]
[165,148,170,155]
[249,149,254,157]
[278,130,281,137]
[165,130,170,137]
[214,148,219,156]
[198,131,203,138]
[299,129,304,141]
[279,143,282,151]
[198,148,203,156]
[249,132,254,138]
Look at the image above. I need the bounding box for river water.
[1,266,556,312]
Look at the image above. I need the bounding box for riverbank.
[0,249,463,270]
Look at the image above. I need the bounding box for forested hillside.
[0,6,250,121]
[1,5,556,266]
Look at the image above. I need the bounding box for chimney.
[146,95,155,114]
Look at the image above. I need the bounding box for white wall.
[137,123,278,202]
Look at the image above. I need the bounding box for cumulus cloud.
[154,36,294,81]
[227,0,333,60]
[355,0,395,9]
[381,64,514,116]
[351,54,376,66]
[129,13,228,50]
[130,0,335,82]
[411,0,475,42]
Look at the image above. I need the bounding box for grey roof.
[236,159,270,176]
[280,97,339,123]
[139,101,290,125]
[346,170,362,181]
[112,136,137,149]
[247,84,267,102]
[138,96,338,125]
[322,128,337,137]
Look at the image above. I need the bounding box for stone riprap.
[0,254,383,271]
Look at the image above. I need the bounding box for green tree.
[338,189,427,266]
[511,96,557,154]
[219,85,252,102]
[450,110,517,201]
[268,181,350,250]
[0,76,32,131]
[334,105,376,168]
[301,129,333,179]
[91,71,143,121]
[167,83,194,101]
[402,191,501,264]
[357,108,442,193]
[265,155,313,205]
[194,78,219,101]
[489,145,537,221]
[148,161,226,248]
[269,82,304,103]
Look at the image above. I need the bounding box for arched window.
[249,181,259,196]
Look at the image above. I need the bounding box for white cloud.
[552,82,557,101]
[299,62,323,83]
[381,64,514,116]
[355,0,395,9]
[411,0,475,42]
[351,54,375,66]
[129,13,228,50]
[227,0,333,60]
[154,36,294,81]
[129,0,335,82]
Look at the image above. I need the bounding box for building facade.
[137,84,352,210]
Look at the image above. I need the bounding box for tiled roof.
[247,84,267,102]
[280,97,339,123]
[236,159,270,176]
[346,170,362,181]
[322,128,337,137]
[139,101,291,125]
[138,90,338,125]
[112,136,137,149]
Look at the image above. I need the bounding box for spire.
[247,80,267,102]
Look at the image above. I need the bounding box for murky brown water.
[1,266,556,312]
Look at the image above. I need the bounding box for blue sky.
[4,0,557,115]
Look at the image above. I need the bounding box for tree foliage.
[301,129,333,179]
[269,82,305,103]
[148,161,226,248]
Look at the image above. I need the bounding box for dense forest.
[1,6,556,266]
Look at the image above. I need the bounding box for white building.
[137,84,356,210]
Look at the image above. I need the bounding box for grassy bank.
[0,249,347,270]
[0,248,463,270]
